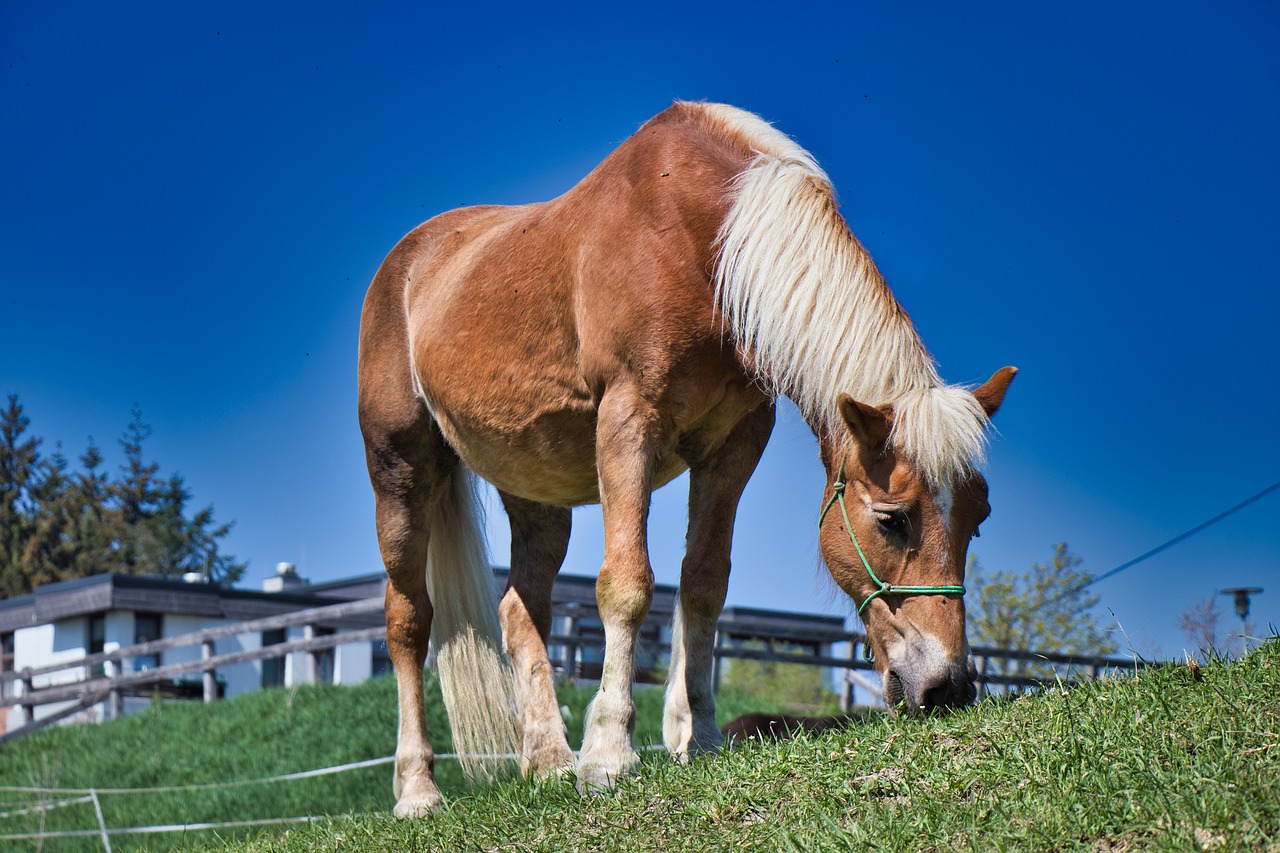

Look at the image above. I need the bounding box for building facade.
[0,565,848,733]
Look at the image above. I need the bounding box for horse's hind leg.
[363,416,455,818]
[664,402,774,759]
[498,493,575,777]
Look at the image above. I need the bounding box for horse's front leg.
[577,388,661,792]
[664,402,774,759]
[498,493,576,777]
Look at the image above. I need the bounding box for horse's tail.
[424,466,520,779]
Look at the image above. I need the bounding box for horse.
[357,101,1016,818]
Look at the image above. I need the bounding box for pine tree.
[19,445,74,589]
[111,407,166,575]
[0,397,246,597]
[67,440,114,577]
[20,441,117,585]
[0,396,41,598]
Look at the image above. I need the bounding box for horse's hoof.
[575,750,639,794]
[393,787,444,819]
[664,722,724,759]
[523,744,577,779]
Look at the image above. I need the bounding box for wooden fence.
[0,595,1142,744]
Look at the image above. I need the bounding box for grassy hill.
[2,641,1277,851]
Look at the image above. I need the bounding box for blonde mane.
[690,102,990,484]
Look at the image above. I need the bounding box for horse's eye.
[873,509,910,539]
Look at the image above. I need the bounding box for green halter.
[820,461,967,615]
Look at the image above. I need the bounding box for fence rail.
[1,593,1144,743]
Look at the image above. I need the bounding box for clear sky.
[3,2,1277,661]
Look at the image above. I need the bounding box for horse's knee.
[595,561,654,629]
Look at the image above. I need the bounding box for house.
[0,564,850,733]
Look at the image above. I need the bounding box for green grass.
[0,670,806,851]
[3,643,1278,851]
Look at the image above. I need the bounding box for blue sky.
[3,2,1277,660]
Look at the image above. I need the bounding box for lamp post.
[1219,587,1263,623]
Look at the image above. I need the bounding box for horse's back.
[361,104,767,504]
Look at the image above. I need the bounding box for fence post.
[20,669,34,726]
[710,630,723,693]
[303,625,317,684]
[839,641,853,711]
[564,604,580,684]
[975,655,989,699]
[103,655,120,717]
[202,640,217,703]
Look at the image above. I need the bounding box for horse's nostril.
[920,677,976,710]
[884,671,905,706]
[921,682,952,709]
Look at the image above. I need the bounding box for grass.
[0,669,809,851]
[2,642,1278,851]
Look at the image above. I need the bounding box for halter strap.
[820,461,966,615]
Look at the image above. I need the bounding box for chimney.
[263,562,308,593]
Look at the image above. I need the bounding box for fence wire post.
[89,788,112,853]
[202,641,217,703]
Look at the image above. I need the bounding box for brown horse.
[358,101,1015,817]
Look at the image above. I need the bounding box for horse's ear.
[837,395,891,450]
[973,366,1018,417]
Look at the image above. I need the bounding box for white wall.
[15,617,110,723]
[22,622,84,688]
[5,604,383,732]
[335,641,372,685]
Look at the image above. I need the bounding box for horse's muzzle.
[887,658,977,712]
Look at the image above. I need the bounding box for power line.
[1043,478,1280,608]
[1084,478,1280,590]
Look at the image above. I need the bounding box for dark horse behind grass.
[358,101,1016,817]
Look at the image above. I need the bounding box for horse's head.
[818,367,1016,713]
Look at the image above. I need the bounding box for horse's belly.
[435,405,697,507]
[434,406,605,506]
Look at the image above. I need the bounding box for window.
[370,640,392,678]
[313,627,335,684]
[134,613,161,671]
[1,632,13,700]
[262,628,286,688]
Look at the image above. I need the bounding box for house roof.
[0,573,369,634]
[0,569,845,637]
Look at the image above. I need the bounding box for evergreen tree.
[18,445,74,590]
[111,407,166,574]
[21,441,117,585]
[66,440,115,577]
[966,542,1118,680]
[0,396,41,597]
[0,396,246,597]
